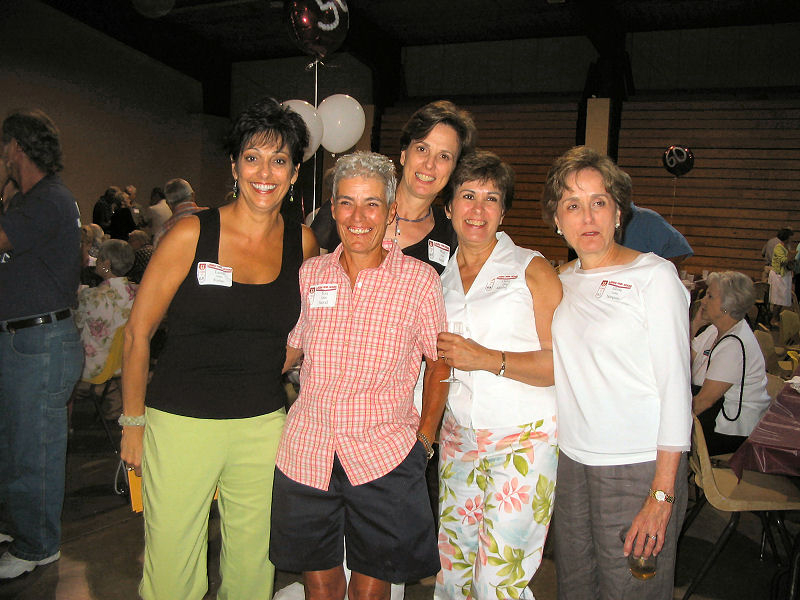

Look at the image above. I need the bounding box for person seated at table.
[75,239,137,381]
[269,151,450,600]
[691,271,771,456]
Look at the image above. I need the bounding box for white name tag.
[595,279,632,301]
[309,283,338,308]
[485,274,518,292]
[428,240,450,267]
[197,261,233,287]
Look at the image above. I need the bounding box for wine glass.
[441,321,463,383]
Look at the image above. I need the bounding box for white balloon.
[131,0,174,18]
[318,94,365,154]
[282,99,324,163]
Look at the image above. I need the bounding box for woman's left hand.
[624,497,673,559]
[437,332,495,373]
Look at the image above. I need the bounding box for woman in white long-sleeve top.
[543,146,692,600]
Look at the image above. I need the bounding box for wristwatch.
[649,488,675,504]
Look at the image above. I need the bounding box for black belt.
[0,308,72,333]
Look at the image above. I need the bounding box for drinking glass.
[620,529,657,581]
[441,321,463,383]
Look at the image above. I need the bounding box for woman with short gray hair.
[75,239,137,381]
[691,271,770,455]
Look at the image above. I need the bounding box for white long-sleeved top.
[552,253,692,466]
[441,232,557,429]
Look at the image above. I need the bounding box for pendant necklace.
[394,205,432,239]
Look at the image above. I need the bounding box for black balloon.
[662,145,694,177]
[286,0,349,59]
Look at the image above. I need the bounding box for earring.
[556,228,562,236]
[615,222,620,229]
[289,183,294,203]
[232,179,238,198]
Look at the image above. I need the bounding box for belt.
[0,308,72,333]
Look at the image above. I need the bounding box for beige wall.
[1,1,230,221]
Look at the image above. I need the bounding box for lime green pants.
[140,407,286,600]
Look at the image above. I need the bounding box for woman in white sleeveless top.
[434,151,562,600]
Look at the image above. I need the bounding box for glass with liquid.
[620,529,657,580]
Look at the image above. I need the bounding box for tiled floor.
[0,386,793,599]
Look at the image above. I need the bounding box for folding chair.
[80,325,128,495]
[679,416,800,599]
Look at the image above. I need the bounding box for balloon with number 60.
[662,145,694,177]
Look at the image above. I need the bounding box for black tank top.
[147,208,302,418]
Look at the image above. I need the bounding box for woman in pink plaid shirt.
[270,151,451,600]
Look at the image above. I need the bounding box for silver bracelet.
[118,414,146,427]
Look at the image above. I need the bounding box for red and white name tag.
[485,274,518,292]
[428,240,450,267]
[197,261,233,287]
[595,279,632,300]
[309,284,338,308]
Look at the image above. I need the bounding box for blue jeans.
[0,316,83,560]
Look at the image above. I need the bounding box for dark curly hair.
[399,100,477,160]
[225,97,309,167]
[2,109,63,174]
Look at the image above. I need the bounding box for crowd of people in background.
[0,99,787,600]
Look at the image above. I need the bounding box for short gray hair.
[707,271,756,321]
[164,178,194,209]
[98,239,135,277]
[332,151,397,207]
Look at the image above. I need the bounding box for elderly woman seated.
[75,239,137,383]
[691,271,771,455]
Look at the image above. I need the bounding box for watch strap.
[649,488,675,503]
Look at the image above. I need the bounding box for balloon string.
[670,176,677,223]
[312,59,319,216]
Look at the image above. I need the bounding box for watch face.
[655,490,666,501]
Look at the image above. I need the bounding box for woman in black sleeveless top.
[311,100,478,273]
[120,98,318,600]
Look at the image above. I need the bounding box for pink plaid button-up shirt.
[276,242,446,490]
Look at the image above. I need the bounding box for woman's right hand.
[120,426,144,477]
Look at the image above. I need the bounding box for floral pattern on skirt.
[435,410,558,600]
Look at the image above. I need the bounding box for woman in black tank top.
[120,98,318,600]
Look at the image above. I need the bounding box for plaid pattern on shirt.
[276,242,446,490]
[152,201,204,247]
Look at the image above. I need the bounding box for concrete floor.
[0,385,794,599]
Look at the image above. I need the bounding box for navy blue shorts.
[269,441,439,583]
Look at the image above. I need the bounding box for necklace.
[394,206,432,239]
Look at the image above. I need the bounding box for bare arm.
[0,225,10,252]
[437,256,562,387]
[282,345,303,374]
[418,355,450,444]
[692,379,732,415]
[119,218,199,474]
[302,224,320,260]
[624,449,682,559]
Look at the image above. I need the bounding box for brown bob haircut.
[541,146,632,231]
[399,100,477,160]
[445,150,515,213]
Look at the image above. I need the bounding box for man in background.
[0,109,83,579]
[153,178,203,247]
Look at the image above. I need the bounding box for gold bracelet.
[498,350,506,377]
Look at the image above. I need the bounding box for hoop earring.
[232,179,238,198]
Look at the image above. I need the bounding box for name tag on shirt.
[197,261,233,287]
[485,274,518,292]
[428,240,450,267]
[309,284,338,308]
[595,279,632,301]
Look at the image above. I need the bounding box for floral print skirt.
[435,410,558,600]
